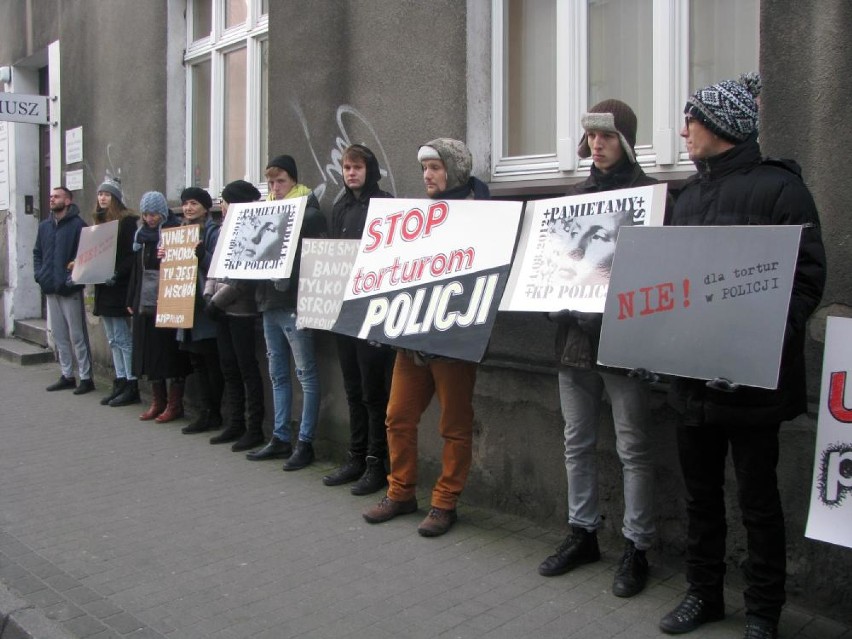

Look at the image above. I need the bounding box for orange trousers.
[385,352,477,510]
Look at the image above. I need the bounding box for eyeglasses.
[684,115,697,129]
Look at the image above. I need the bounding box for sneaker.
[282,441,314,471]
[659,593,724,634]
[72,378,96,395]
[417,507,458,537]
[322,452,366,486]
[538,527,600,577]
[46,376,76,391]
[743,616,778,639]
[362,496,418,524]
[612,539,649,598]
[350,456,388,496]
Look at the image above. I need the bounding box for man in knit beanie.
[659,79,825,639]
[538,99,665,600]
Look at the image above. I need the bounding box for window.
[185,0,268,193]
[492,0,759,180]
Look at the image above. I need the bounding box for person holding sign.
[362,138,489,537]
[33,186,95,395]
[249,156,328,468]
[203,181,266,451]
[127,192,191,423]
[658,79,825,639]
[538,100,669,598]
[323,144,396,495]
[92,176,141,407]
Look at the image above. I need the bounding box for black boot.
[100,378,126,405]
[182,409,212,434]
[538,527,600,577]
[350,456,388,495]
[612,539,649,598]
[282,441,314,471]
[109,379,140,406]
[210,423,245,445]
[322,452,366,486]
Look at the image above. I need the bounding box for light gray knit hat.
[139,191,169,219]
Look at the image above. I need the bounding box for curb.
[0,583,72,639]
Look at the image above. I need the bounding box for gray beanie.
[97,176,123,203]
[417,138,472,192]
[685,79,759,143]
[139,191,169,219]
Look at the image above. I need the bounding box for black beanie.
[180,187,213,211]
[221,179,261,204]
[266,154,298,181]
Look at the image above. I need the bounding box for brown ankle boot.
[139,380,167,421]
[155,381,185,423]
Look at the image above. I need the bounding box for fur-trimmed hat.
[97,176,123,203]
[221,180,261,204]
[180,186,213,211]
[577,99,638,164]
[417,138,472,192]
[266,154,298,181]
[684,79,759,143]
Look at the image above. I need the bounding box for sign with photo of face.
[500,183,667,313]
[207,197,307,279]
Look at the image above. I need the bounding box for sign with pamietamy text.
[331,198,523,362]
[500,183,667,313]
[296,239,359,330]
[805,316,852,549]
[155,225,199,329]
[71,220,117,285]
[207,197,306,279]
[597,225,801,389]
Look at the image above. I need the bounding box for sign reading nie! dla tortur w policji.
[330,198,523,362]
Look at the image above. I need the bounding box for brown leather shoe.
[362,496,418,524]
[417,507,458,537]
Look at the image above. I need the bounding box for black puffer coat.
[668,135,826,425]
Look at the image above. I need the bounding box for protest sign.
[805,316,852,549]
[155,224,199,328]
[597,225,801,388]
[71,220,117,285]
[331,198,523,362]
[500,183,667,313]
[208,197,307,279]
[296,239,359,330]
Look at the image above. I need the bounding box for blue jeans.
[262,309,320,443]
[558,366,655,550]
[101,316,135,380]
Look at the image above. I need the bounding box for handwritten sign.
[71,220,117,284]
[500,183,667,313]
[331,198,523,362]
[597,225,801,388]
[155,225,199,328]
[296,239,359,330]
[806,317,852,549]
[207,198,307,279]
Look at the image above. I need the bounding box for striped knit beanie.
[685,79,759,143]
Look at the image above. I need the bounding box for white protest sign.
[155,225,200,329]
[598,225,801,388]
[208,197,307,279]
[296,239,359,330]
[500,183,667,313]
[70,220,117,285]
[331,198,523,362]
[805,316,852,549]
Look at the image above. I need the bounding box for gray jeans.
[46,291,93,381]
[559,366,655,549]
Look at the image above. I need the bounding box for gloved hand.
[204,299,225,321]
[103,275,117,287]
[546,309,573,322]
[628,368,660,384]
[705,377,740,393]
[194,242,205,260]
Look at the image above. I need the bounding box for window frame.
[184,0,268,195]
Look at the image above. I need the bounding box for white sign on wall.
[0,121,8,210]
[65,169,83,192]
[0,92,50,125]
[65,126,83,164]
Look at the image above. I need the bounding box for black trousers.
[216,316,264,434]
[188,340,224,414]
[335,334,395,458]
[676,420,785,623]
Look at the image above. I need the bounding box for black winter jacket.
[33,204,87,296]
[668,135,826,425]
[553,161,670,369]
[331,149,392,240]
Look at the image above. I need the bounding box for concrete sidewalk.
[0,360,848,639]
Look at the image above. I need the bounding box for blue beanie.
[139,191,169,219]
